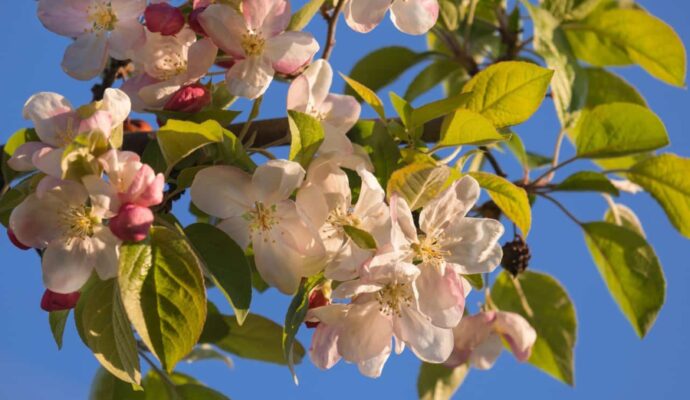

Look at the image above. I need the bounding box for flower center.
[323,207,360,239]
[308,105,327,121]
[60,206,99,241]
[412,235,447,267]
[244,202,277,233]
[151,54,188,81]
[87,2,117,32]
[376,283,413,317]
[241,32,266,56]
[55,117,77,147]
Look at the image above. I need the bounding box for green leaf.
[157,120,224,173]
[283,274,324,383]
[461,61,554,127]
[405,60,460,102]
[152,109,241,127]
[348,121,401,188]
[142,370,229,400]
[438,109,505,148]
[2,128,38,185]
[417,362,469,400]
[389,92,412,128]
[387,163,451,211]
[141,140,167,175]
[410,92,473,129]
[183,344,234,369]
[564,9,687,86]
[574,103,668,159]
[118,226,207,372]
[582,222,665,337]
[604,203,645,238]
[75,278,141,385]
[287,0,325,31]
[343,225,377,249]
[492,271,576,385]
[288,110,325,168]
[626,154,690,238]
[542,0,602,20]
[464,274,484,290]
[554,171,619,195]
[438,0,459,30]
[89,367,144,400]
[584,67,646,109]
[49,310,70,350]
[185,223,252,325]
[219,127,255,171]
[468,172,532,236]
[340,73,386,120]
[346,47,424,98]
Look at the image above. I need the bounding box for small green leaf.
[468,172,532,236]
[343,225,377,249]
[348,121,401,188]
[554,171,619,195]
[492,271,576,385]
[464,274,484,290]
[288,110,325,168]
[389,92,412,127]
[49,310,70,350]
[89,367,144,400]
[541,0,602,20]
[410,92,473,129]
[288,0,325,31]
[417,362,469,400]
[387,163,451,211]
[565,9,687,87]
[584,67,646,109]
[157,119,225,173]
[152,109,241,127]
[626,154,690,238]
[75,278,141,385]
[574,103,668,159]
[284,273,324,382]
[340,74,387,120]
[405,60,460,102]
[438,109,505,148]
[219,128,256,171]
[582,222,665,337]
[461,61,554,127]
[604,203,645,238]
[345,47,424,98]
[118,226,207,372]
[185,223,252,325]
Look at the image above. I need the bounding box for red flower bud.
[41,289,80,312]
[188,6,208,37]
[305,289,330,329]
[109,203,154,242]
[145,3,185,36]
[163,83,212,113]
[8,228,31,250]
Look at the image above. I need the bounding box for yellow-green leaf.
[469,171,532,236]
[287,0,325,31]
[288,110,325,168]
[157,119,224,173]
[417,362,469,400]
[341,73,386,120]
[604,203,645,238]
[438,109,505,148]
[387,163,451,211]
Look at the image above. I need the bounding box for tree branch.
[321,0,346,60]
[91,58,130,101]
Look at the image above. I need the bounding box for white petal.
[420,175,479,235]
[357,350,391,378]
[91,228,121,280]
[199,4,247,58]
[9,194,65,248]
[217,215,251,250]
[22,92,73,147]
[444,312,495,368]
[225,57,275,99]
[42,239,95,293]
[185,38,219,81]
[7,142,50,172]
[32,147,65,178]
[415,264,465,328]
[82,174,120,215]
[302,59,333,110]
[111,0,146,20]
[190,166,254,219]
[37,0,91,37]
[252,159,305,205]
[337,302,393,363]
[310,323,342,370]
[494,311,537,362]
[62,32,109,81]
[265,32,319,75]
[389,0,439,35]
[102,89,132,126]
[470,333,503,370]
[108,19,146,60]
[252,227,305,294]
[344,0,391,33]
[396,306,454,363]
[321,93,361,137]
[442,218,504,274]
[244,0,290,36]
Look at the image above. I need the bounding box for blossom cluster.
[8,0,541,380]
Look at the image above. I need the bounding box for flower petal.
[470,333,503,370]
[83,174,120,215]
[420,175,480,235]
[42,239,95,293]
[185,38,219,80]
[32,147,65,178]
[120,73,161,113]
[108,19,146,60]
[37,0,91,37]
[389,0,439,35]
[265,32,319,75]
[252,227,305,294]
[442,218,504,274]
[22,92,73,147]
[217,215,251,250]
[344,0,391,33]
[445,312,495,368]
[225,57,275,99]
[396,306,454,363]
[9,194,64,248]
[416,264,465,328]
[62,32,109,81]
[191,165,254,218]
[494,311,537,362]
[91,228,121,280]
[252,159,305,205]
[111,0,147,20]
[310,323,342,370]
[337,302,393,363]
[243,0,290,36]
[357,349,391,378]
[102,88,132,126]
[199,4,247,58]
[7,142,50,172]
[322,93,361,137]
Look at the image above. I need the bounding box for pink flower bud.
[188,6,208,37]
[305,289,330,329]
[109,203,154,242]
[145,3,185,36]
[41,289,80,312]
[163,83,211,113]
[8,228,31,250]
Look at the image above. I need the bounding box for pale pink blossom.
[199,0,320,98]
[9,177,121,293]
[8,89,131,177]
[190,160,326,294]
[122,28,218,112]
[296,160,389,281]
[345,0,439,35]
[37,0,146,80]
[444,311,537,370]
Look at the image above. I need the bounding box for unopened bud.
[305,288,330,329]
[145,3,185,36]
[188,6,208,36]
[8,228,31,250]
[109,203,154,242]
[164,83,211,113]
[41,289,80,312]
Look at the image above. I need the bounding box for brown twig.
[321,0,346,60]
[91,58,130,101]
[480,146,507,178]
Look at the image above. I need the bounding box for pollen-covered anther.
[60,205,98,240]
[245,201,278,233]
[87,2,117,32]
[412,235,448,267]
[241,31,266,56]
[376,283,413,317]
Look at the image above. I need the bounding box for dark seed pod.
[501,235,531,277]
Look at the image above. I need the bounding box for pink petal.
[225,56,275,99]
[199,4,247,58]
[108,19,146,60]
[121,73,161,112]
[22,92,74,147]
[243,0,290,36]
[111,0,147,20]
[37,0,91,37]
[344,0,391,33]
[7,142,50,172]
[61,32,109,81]
[390,0,439,35]
[252,159,305,205]
[494,311,537,362]
[266,31,319,75]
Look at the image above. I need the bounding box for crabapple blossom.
[37,0,146,80]
[390,176,505,328]
[444,310,537,370]
[296,160,389,280]
[163,83,212,113]
[41,289,81,312]
[190,160,326,294]
[9,177,121,294]
[199,0,320,99]
[144,2,185,36]
[8,89,131,178]
[287,60,361,158]
[344,0,439,35]
[122,28,218,112]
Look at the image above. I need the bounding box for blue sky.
[1,1,689,399]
